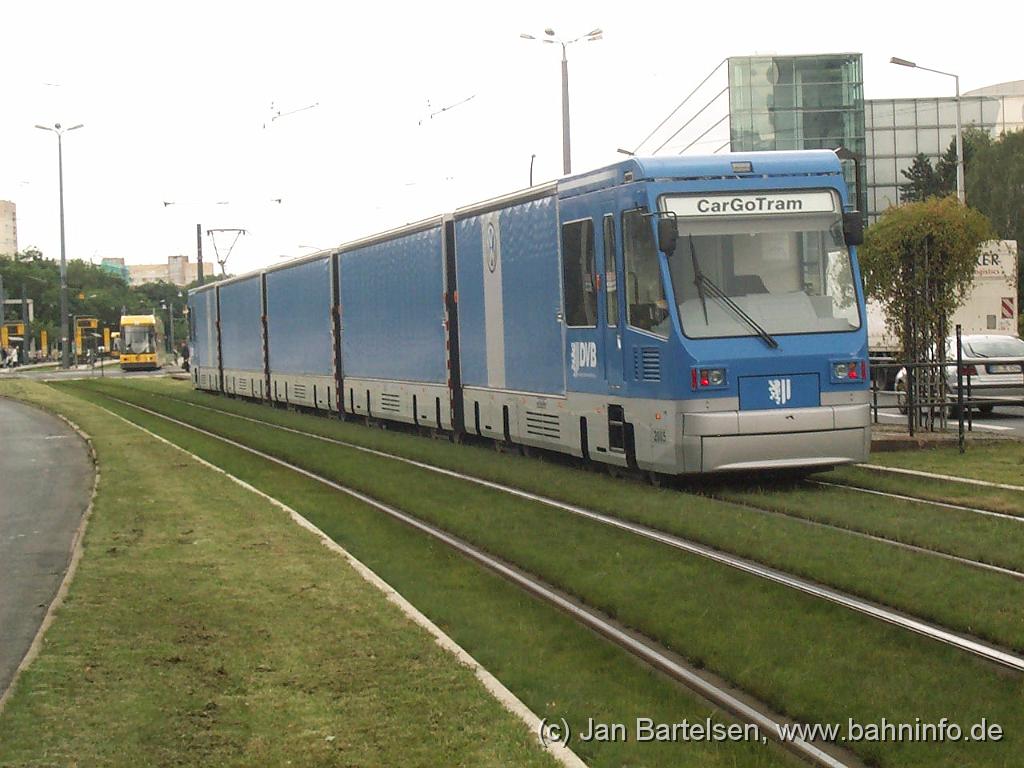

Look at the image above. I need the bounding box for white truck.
[867,239,1019,389]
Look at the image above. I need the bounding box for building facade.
[728,54,867,215]
[866,82,1024,221]
[100,255,199,286]
[725,54,1023,223]
[0,200,17,258]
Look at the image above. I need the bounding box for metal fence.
[870,326,1024,453]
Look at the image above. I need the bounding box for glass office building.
[866,84,1024,222]
[728,54,867,215]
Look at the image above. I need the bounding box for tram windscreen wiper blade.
[688,236,779,349]
[689,235,709,324]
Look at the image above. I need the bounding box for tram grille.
[237,378,250,393]
[292,383,308,400]
[634,347,661,382]
[525,410,560,439]
[381,393,401,413]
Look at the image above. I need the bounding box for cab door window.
[603,215,619,327]
[622,209,667,335]
[561,219,597,327]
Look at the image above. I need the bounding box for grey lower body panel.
[269,373,337,411]
[193,365,219,392]
[222,368,265,399]
[462,389,871,474]
[345,377,453,431]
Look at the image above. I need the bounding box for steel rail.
[124,390,1024,673]
[101,393,852,768]
[854,463,1024,493]
[809,480,1024,524]
[699,490,1024,582]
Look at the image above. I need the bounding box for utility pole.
[196,223,205,285]
[21,284,30,362]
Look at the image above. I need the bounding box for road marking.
[874,411,1017,431]
[970,422,1014,432]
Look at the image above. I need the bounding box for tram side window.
[561,219,597,327]
[603,215,618,327]
[623,209,667,335]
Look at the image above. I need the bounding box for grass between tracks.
[96,379,1024,656]
[862,442,1024,487]
[707,480,1024,574]
[0,380,560,768]
[0,378,796,768]
[63,377,1024,768]
[826,461,1024,516]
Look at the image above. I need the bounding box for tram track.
[692,488,1024,582]
[806,479,1024,524]
[89,391,856,768]
[151,389,1024,583]
[853,463,1024,493]
[94,385,1024,674]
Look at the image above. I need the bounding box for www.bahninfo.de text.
[537,717,1004,746]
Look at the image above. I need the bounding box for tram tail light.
[692,367,726,390]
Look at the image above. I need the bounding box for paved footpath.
[0,398,94,696]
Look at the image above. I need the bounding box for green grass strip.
[71,378,1024,768]
[864,442,1024,487]
[0,380,559,768]
[827,463,1024,517]
[708,479,1024,573]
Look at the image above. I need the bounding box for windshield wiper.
[688,235,779,349]
[688,234,710,324]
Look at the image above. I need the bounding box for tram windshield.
[663,195,861,340]
[122,325,155,353]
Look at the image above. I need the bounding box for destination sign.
[665,191,836,218]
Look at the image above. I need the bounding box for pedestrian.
[180,342,190,372]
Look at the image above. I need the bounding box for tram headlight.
[830,360,865,382]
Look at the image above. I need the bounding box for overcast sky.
[3,0,1020,276]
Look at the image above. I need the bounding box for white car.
[894,334,1024,414]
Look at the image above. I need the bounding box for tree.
[861,196,991,359]
[898,153,942,202]
[966,129,1024,250]
[936,128,982,195]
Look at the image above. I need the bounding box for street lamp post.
[890,57,964,204]
[35,122,84,368]
[521,27,602,176]
[161,298,178,361]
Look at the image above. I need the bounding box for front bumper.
[681,403,871,472]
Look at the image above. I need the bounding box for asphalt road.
[0,398,94,697]
[871,391,1024,438]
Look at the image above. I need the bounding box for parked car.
[894,334,1024,414]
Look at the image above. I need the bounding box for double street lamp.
[521,27,603,175]
[35,122,84,368]
[890,57,964,204]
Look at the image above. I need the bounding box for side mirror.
[657,217,678,256]
[843,211,864,247]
